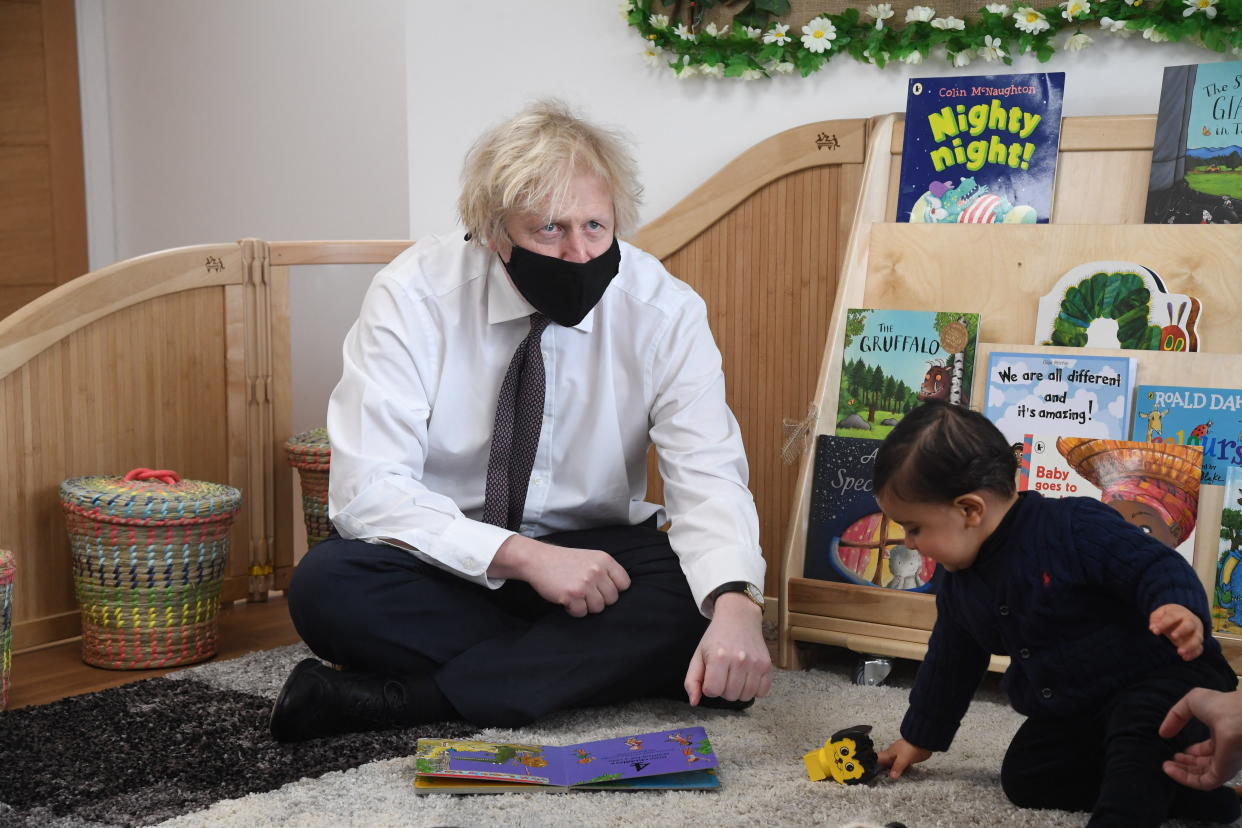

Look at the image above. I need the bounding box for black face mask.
[500,238,621,327]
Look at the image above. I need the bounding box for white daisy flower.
[705,22,729,36]
[901,49,926,64]
[1060,0,1090,18]
[649,13,670,29]
[618,0,632,21]
[932,15,966,29]
[763,22,792,44]
[745,25,763,38]
[952,50,973,66]
[978,34,1007,61]
[767,59,796,73]
[1142,25,1168,40]
[867,3,895,29]
[675,61,699,78]
[700,62,725,78]
[801,17,838,52]
[1122,0,1142,6]
[1013,6,1050,33]
[675,22,695,40]
[985,3,1011,14]
[740,68,764,80]
[1183,0,1218,17]
[906,5,937,22]
[641,45,663,67]
[1099,15,1127,30]
[1066,31,1093,49]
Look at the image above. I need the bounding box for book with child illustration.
[1018,434,1203,564]
[896,71,1065,224]
[1145,60,1242,225]
[804,434,943,593]
[413,726,720,793]
[836,308,980,442]
[1129,385,1242,486]
[1213,465,1242,639]
[983,351,1137,450]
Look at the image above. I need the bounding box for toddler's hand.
[1150,603,1203,661]
[877,738,932,779]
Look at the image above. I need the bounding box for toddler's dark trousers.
[1001,660,1240,828]
[286,521,709,727]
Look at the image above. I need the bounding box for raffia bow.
[781,404,818,466]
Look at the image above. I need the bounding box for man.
[270,100,771,742]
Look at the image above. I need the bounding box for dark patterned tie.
[482,313,550,530]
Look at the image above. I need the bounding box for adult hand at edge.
[1159,687,1242,790]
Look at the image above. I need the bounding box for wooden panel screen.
[633,119,869,597]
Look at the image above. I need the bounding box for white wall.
[406,3,1208,236]
[78,0,408,433]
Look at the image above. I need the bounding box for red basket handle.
[124,467,182,485]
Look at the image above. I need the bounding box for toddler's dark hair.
[873,401,1017,504]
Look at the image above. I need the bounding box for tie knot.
[529,313,550,334]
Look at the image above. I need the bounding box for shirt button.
[999,605,1010,616]
[1041,687,1052,699]
[531,476,544,486]
[1019,648,1030,659]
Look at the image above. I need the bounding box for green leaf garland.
[622,0,1242,74]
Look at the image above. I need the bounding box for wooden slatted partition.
[633,119,868,598]
[0,242,285,651]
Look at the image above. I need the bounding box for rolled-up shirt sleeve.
[648,293,766,614]
[326,269,513,587]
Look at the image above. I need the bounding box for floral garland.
[621,0,1242,74]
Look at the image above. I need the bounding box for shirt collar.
[484,249,599,333]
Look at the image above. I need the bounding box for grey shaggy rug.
[7,644,1238,827]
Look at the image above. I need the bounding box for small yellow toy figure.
[804,724,880,785]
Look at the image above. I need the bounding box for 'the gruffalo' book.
[413,727,719,793]
[1145,61,1242,224]
[836,308,980,441]
[897,71,1066,224]
[804,434,943,593]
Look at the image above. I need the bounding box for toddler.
[872,401,1239,827]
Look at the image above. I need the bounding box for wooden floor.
[7,595,302,709]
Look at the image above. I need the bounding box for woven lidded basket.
[0,549,13,708]
[60,468,242,669]
[285,428,332,548]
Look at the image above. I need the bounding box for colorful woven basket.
[59,468,242,669]
[285,428,333,548]
[0,549,13,708]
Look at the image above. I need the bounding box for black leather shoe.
[269,657,418,743]
[698,695,756,711]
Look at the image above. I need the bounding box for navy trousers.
[1000,660,1240,827]
[286,521,709,727]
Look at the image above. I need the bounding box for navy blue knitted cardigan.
[901,490,1236,752]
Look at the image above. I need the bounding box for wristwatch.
[709,581,764,609]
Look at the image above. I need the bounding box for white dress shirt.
[326,233,765,614]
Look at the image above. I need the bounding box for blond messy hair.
[457,99,643,247]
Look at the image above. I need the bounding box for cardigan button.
[998,605,1010,616]
[1041,687,1053,699]
[1019,648,1030,659]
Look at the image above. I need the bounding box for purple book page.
[562,727,717,787]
